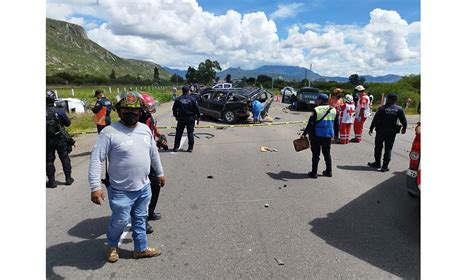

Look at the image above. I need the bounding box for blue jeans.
[106,184,151,252]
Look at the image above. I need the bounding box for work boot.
[308,171,318,178]
[368,162,381,169]
[65,176,74,185]
[322,170,332,177]
[133,247,161,259]
[46,179,57,188]
[380,164,390,172]
[146,222,154,234]
[106,247,119,263]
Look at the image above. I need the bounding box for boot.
[322,170,332,177]
[65,176,74,185]
[46,178,57,188]
[380,163,390,172]
[368,162,381,169]
[146,222,154,234]
[308,171,318,178]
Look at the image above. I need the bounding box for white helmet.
[344,94,353,103]
[355,85,365,91]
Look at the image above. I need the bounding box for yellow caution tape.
[157,120,308,129]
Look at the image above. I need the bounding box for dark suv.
[294,87,320,110]
[195,87,274,123]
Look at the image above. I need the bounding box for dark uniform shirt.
[370,103,407,134]
[172,94,200,121]
[46,104,71,142]
[92,97,112,125]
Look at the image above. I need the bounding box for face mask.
[121,112,140,127]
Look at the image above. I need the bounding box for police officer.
[46,90,74,188]
[302,94,339,178]
[368,93,408,172]
[92,89,112,133]
[172,86,201,152]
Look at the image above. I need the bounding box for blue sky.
[46,0,420,76]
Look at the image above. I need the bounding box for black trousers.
[374,132,396,166]
[46,138,72,180]
[174,118,195,150]
[148,167,161,215]
[310,136,332,173]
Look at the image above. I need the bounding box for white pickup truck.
[212,83,233,89]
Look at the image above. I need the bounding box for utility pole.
[309,63,312,87]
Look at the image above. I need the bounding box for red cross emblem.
[347,107,355,116]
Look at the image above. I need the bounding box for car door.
[196,92,212,116]
[208,91,228,118]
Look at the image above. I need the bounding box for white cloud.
[46,0,420,76]
[270,3,304,20]
[46,3,73,20]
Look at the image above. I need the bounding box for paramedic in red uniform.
[351,85,371,143]
[339,94,356,144]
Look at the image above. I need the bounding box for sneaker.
[146,223,154,234]
[133,247,161,259]
[46,180,57,188]
[368,162,381,169]
[148,212,161,221]
[380,166,390,172]
[106,247,119,263]
[65,176,74,185]
[350,138,358,143]
[308,171,318,178]
[322,170,332,177]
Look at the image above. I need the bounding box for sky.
[46,0,420,77]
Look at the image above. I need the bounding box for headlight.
[409,151,419,160]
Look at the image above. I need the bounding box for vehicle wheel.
[223,110,237,123]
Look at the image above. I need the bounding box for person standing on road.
[138,93,164,235]
[329,88,344,141]
[172,86,200,152]
[351,85,371,143]
[338,94,356,144]
[302,94,339,178]
[88,91,166,263]
[91,89,112,134]
[368,93,408,172]
[46,90,74,188]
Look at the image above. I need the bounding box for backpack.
[46,107,60,136]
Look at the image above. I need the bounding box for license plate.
[309,100,315,104]
[407,170,418,178]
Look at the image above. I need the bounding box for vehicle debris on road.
[260,146,279,152]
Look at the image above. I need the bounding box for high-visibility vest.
[94,106,108,125]
[314,105,337,138]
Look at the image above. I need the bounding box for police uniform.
[92,96,112,133]
[303,100,339,177]
[46,103,72,186]
[369,99,407,170]
[172,93,201,151]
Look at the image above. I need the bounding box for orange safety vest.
[94,107,107,126]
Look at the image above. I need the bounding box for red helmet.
[140,92,157,113]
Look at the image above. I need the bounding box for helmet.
[46,90,57,101]
[114,91,145,110]
[140,93,157,113]
[317,93,329,103]
[344,94,353,103]
[355,85,365,91]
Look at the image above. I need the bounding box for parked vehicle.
[55,98,87,113]
[195,87,273,123]
[407,122,421,197]
[212,83,233,90]
[281,86,297,103]
[294,87,320,110]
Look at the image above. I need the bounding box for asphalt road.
[46,101,420,279]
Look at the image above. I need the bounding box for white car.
[280,87,297,103]
[55,98,87,113]
[212,83,233,89]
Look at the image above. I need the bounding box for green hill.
[46,18,170,80]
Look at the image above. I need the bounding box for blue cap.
[317,93,329,103]
[182,86,190,93]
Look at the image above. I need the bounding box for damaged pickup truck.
[195,87,274,123]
